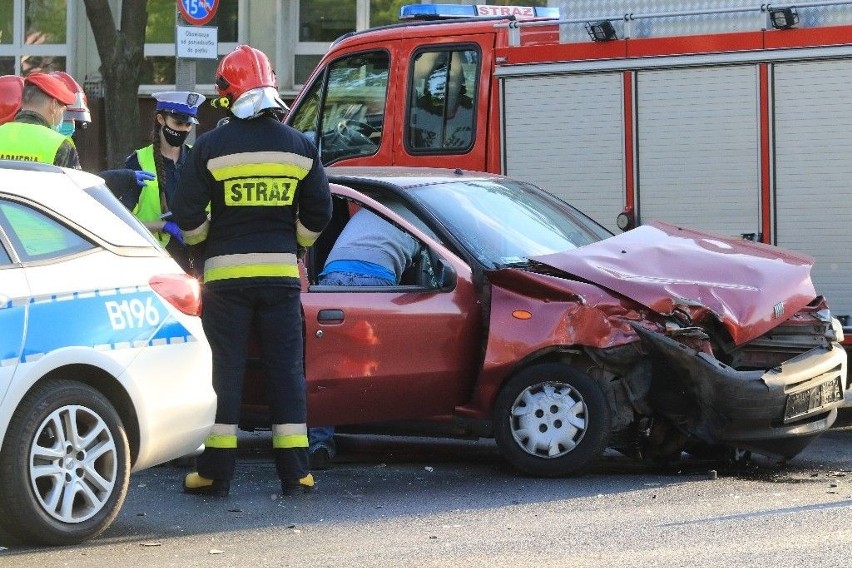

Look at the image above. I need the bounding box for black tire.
[494,363,611,477]
[0,379,130,546]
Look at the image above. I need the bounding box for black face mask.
[162,124,189,147]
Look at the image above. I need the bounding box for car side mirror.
[434,258,457,290]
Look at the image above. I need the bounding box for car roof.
[327,166,511,190]
[0,161,154,248]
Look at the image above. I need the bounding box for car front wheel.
[494,363,611,477]
[0,379,130,546]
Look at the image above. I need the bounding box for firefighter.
[49,71,92,136]
[0,72,81,168]
[0,75,24,125]
[172,45,332,498]
[1,72,163,213]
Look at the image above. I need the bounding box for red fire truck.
[284,1,852,329]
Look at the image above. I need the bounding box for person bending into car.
[308,207,420,469]
[172,45,332,498]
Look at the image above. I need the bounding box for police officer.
[172,45,332,498]
[122,91,205,274]
[0,72,81,168]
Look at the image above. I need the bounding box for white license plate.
[784,377,843,421]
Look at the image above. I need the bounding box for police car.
[0,161,215,545]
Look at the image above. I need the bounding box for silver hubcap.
[509,382,587,458]
[29,405,117,523]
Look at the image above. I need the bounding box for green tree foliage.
[369,0,409,27]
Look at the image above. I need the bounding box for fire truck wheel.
[494,363,611,477]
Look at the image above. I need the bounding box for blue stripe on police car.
[6,287,194,363]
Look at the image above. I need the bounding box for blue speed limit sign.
[178,0,219,25]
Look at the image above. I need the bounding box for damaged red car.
[241,167,849,477]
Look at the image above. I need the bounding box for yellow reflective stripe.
[205,434,238,448]
[212,163,310,181]
[272,424,308,449]
[207,151,313,181]
[208,151,314,172]
[205,252,297,269]
[272,434,309,449]
[184,218,210,245]
[205,264,299,281]
[203,252,299,282]
[296,219,322,247]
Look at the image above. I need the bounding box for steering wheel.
[335,119,379,147]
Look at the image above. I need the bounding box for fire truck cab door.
[286,45,401,167]
[398,34,493,171]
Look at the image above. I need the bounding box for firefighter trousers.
[196,285,309,483]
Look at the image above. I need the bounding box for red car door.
[302,252,481,427]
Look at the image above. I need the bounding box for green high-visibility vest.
[134,145,171,247]
[0,122,68,165]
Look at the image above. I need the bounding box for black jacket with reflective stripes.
[172,114,332,289]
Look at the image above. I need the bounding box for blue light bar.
[400,4,559,21]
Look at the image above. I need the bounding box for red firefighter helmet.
[49,71,91,125]
[0,75,24,124]
[215,45,287,119]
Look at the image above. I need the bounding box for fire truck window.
[289,77,323,147]
[308,51,389,165]
[408,48,478,152]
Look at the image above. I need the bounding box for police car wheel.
[494,363,611,477]
[0,378,130,546]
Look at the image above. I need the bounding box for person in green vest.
[0,72,81,168]
[123,91,205,274]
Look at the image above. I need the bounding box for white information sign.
[176,25,218,59]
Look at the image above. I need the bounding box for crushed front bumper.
[635,326,847,460]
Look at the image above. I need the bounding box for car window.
[0,200,94,262]
[0,241,10,265]
[307,195,437,290]
[371,194,440,241]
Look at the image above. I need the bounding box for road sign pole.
[175,8,198,144]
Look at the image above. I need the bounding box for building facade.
[0,0,551,98]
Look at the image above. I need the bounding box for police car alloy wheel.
[494,363,611,477]
[0,379,130,546]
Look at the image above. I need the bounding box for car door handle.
[317,309,344,324]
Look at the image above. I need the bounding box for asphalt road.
[3,427,852,567]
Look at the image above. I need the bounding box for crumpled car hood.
[530,221,818,345]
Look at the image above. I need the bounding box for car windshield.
[408,178,612,268]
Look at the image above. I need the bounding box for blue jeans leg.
[309,426,336,458]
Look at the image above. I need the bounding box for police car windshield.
[84,184,161,248]
[408,178,611,269]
